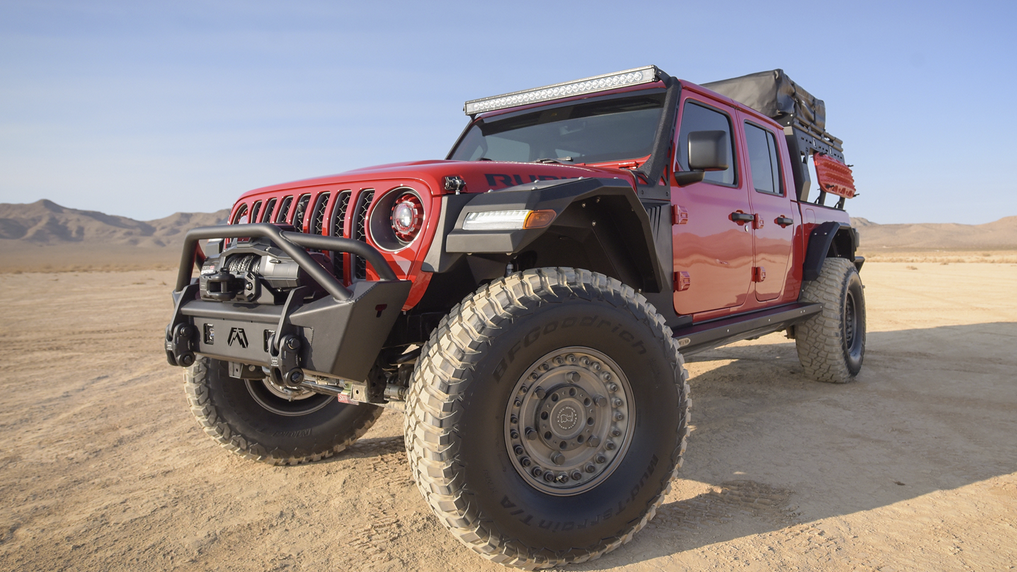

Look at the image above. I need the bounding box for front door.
[671,97,754,316]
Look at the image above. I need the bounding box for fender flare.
[422,177,670,293]
[802,221,859,281]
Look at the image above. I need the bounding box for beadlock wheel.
[795,257,866,383]
[406,268,690,569]
[185,357,382,465]
[505,347,633,496]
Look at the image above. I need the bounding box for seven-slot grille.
[233,188,383,285]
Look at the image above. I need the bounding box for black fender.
[802,221,860,281]
[421,177,670,294]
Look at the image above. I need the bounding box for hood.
[238,160,639,201]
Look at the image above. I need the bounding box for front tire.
[185,357,383,465]
[406,268,689,569]
[795,257,866,383]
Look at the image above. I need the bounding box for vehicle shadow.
[572,321,1017,569]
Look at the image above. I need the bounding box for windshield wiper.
[533,157,573,164]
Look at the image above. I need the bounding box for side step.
[674,302,821,355]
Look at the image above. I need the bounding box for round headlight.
[391,193,424,243]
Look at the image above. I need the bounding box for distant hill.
[0,199,229,247]
[851,216,1017,251]
[0,199,1014,272]
[0,200,230,272]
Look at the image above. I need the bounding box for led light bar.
[464,66,662,115]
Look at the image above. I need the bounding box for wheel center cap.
[549,399,585,439]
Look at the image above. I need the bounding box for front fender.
[426,177,670,293]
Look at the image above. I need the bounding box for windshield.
[449,92,666,164]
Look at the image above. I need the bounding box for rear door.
[740,118,794,302]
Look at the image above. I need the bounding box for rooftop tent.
[702,69,826,133]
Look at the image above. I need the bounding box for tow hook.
[166,323,197,367]
[269,334,304,388]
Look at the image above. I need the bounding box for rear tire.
[795,257,866,383]
[185,357,383,464]
[406,268,689,569]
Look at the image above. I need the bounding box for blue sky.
[1,0,1015,224]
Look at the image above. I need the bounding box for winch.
[199,237,328,303]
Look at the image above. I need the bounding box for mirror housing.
[688,130,729,171]
[675,130,730,187]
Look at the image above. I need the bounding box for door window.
[676,101,737,186]
[744,122,783,196]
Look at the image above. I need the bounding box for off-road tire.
[405,268,690,569]
[185,357,383,465]
[795,257,866,383]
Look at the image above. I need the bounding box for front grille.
[249,201,262,225]
[293,194,311,232]
[330,190,352,281]
[275,196,293,223]
[263,198,277,222]
[353,190,375,279]
[311,193,330,236]
[231,203,249,225]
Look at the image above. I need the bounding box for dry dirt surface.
[1,262,1015,571]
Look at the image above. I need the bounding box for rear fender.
[802,222,860,281]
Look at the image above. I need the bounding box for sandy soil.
[1,262,1015,571]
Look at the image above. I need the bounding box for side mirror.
[688,130,729,171]
[675,130,730,187]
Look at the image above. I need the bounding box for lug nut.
[510,414,518,424]
[585,464,596,473]
[571,471,583,481]
[509,429,519,440]
[551,452,565,466]
[596,454,607,464]
[513,445,524,455]
[612,428,622,437]
[613,398,623,408]
[544,472,555,483]
[614,412,625,421]
[608,383,618,392]
[520,456,531,467]
[606,441,616,451]
[601,372,611,381]
[535,387,546,399]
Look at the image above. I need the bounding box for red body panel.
[227,161,636,310]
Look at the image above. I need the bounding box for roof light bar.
[464,66,662,115]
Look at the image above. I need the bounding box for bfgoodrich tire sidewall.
[200,358,376,455]
[454,299,682,554]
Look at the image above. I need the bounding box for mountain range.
[0,199,1014,271]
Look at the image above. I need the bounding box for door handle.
[730,211,755,223]
[775,216,793,227]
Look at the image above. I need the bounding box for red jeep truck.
[166,66,863,568]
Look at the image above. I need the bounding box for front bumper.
[165,223,411,384]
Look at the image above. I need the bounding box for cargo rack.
[703,69,855,208]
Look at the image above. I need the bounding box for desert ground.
[1,255,1015,572]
